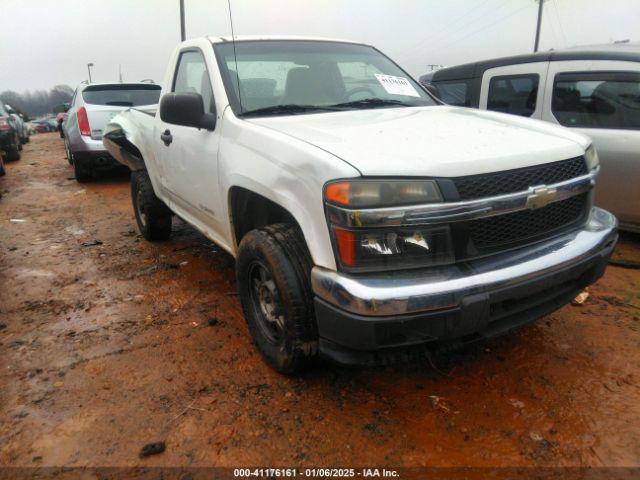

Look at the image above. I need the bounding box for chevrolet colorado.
[103,36,618,374]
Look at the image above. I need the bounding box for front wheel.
[236,223,318,375]
[131,171,172,241]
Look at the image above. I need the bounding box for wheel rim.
[136,189,148,228]
[248,260,285,344]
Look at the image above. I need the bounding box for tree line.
[0,85,74,119]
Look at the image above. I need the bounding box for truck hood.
[248,106,590,177]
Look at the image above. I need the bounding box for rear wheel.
[6,134,21,161]
[73,155,92,182]
[236,223,318,375]
[131,171,172,241]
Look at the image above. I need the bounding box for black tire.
[236,223,318,375]
[6,149,20,161]
[131,171,172,241]
[73,155,92,183]
[24,135,30,143]
[0,155,6,176]
[6,133,21,161]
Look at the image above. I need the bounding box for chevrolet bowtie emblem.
[525,185,557,210]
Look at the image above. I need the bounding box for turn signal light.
[325,182,351,206]
[77,107,91,136]
[333,227,356,267]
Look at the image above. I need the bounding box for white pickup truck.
[103,36,617,374]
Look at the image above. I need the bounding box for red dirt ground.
[1,133,639,471]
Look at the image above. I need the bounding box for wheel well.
[229,187,298,247]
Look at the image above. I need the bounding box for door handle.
[160,129,173,146]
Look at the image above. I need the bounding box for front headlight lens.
[585,144,599,170]
[325,179,442,208]
[332,225,454,271]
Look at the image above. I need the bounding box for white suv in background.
[422,43,640,233]
[63,82,161,182]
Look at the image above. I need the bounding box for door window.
[433,80,471,106]
[552,71,640,130]
[173,50,215,114]
[487,74,539,117]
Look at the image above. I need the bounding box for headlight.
[332,225,454,271]
[325,179,442,208]
[585,144,599,170]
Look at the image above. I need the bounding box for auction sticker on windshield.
[375,74,420,97]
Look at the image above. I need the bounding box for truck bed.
[102,108,157,171]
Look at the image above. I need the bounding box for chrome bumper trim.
[327,168,598,228]
[312,207,617,316]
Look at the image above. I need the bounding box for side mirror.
[63,102,71,112]
[159,92,216,131]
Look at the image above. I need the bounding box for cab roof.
[207,35,365,45]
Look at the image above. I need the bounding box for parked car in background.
[55,104,70,138]
[5,104,29,144]
[64,82,161,182]
[0,102,22,167]
[104,36,617,374]
[30,119,54,133]
[421,43,640,233]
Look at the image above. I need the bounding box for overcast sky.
[1,0,638,92]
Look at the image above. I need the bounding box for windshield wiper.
[330,98,413,109]
[241,104,340,117]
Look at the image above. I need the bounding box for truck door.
[155,48,224,235]
[479,62,549,120]
[541,59,640,229]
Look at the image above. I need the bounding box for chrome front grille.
[466,193,589,249]
[454,157,588,200]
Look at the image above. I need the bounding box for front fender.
[218,113,360,270]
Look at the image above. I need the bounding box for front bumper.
[311,207,618,365]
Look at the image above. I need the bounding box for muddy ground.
[0,133,639,470]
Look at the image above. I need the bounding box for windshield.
[214,40,436,116]
[82,84,161,107]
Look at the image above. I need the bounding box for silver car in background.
[63,82,161,182]
[4,104,30,144]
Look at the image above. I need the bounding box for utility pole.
[533,0,545,52]
[179,0,186,41]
